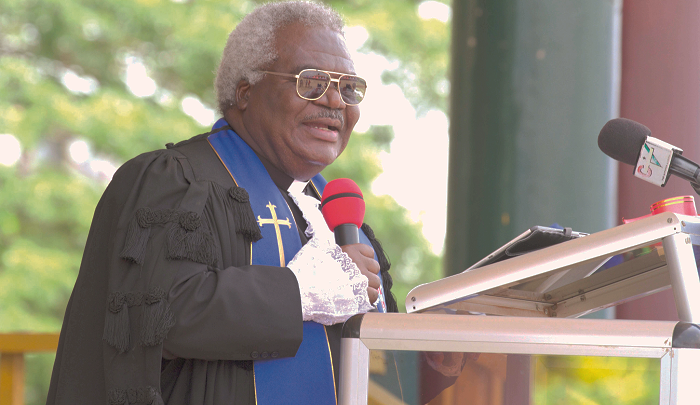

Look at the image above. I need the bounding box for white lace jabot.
[285,181,373,325]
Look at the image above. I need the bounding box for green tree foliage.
[533,355,660,404]
[1,0,450,402]
[328,0,450,115]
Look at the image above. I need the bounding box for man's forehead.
[289,64,358,76]
[274,24,355,73]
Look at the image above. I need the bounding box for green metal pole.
[444,0,621,276]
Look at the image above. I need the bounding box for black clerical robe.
[47,130,396,405]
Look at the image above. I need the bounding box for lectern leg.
[668,348,700,404]
[663,233,700,322]
[339,337,370,405]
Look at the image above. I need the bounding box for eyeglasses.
[259,69,367,105]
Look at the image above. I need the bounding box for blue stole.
[207,119,385,405]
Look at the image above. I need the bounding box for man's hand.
[423,352,479,377]
[341,243,381,304]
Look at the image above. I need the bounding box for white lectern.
[340,212,700,405]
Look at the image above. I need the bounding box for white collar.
[288,180,309,195]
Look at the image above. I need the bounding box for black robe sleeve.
[163,259,303,361]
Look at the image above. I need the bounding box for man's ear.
[235,80,251,110]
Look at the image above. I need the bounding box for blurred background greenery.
[532,355,660,405]
[1,0,450,402]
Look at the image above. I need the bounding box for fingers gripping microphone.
[321,178,365,246]
[322,178,389,312]
[598,118,700,191]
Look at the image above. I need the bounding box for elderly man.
[47,2,397,404]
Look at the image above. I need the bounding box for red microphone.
[322,178,388,312]
[321,178,365,245]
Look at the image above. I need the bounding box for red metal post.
[617,1,700,321]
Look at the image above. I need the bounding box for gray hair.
[215,1,345,114]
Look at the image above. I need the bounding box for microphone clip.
[634,136,681,187]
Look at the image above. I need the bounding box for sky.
[0,1,452,253]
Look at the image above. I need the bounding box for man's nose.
[314,82,345,109]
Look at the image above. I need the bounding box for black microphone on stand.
[598,118,700,195]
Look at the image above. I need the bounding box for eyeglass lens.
[297,70,366,105]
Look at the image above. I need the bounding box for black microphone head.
[598,118,651,166]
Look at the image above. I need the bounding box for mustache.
[303,109,345,129]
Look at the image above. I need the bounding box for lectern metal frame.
[341,213,700,404]
[405,212,700,322]
[339,313,700,405]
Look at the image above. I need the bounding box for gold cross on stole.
[257,202,293,266]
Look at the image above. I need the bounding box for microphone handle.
[669,153,700,184]
[334,223,360,246]
[334,222,387,312]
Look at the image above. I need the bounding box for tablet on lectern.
[464,225,589,272]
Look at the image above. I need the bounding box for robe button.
[261,351,269,359]
[251,351,259,359]
[271,351,279,358]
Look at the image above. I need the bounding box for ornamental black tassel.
[227,186,262,243]
[166,222,217,267]
[120,210,153,265]
[361,223,398,313]
[212,183,262,243]
[103,295,130,353]
[141,290,176,347]
[361,223,391,272]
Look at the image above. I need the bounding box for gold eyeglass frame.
[259,69,367,106]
